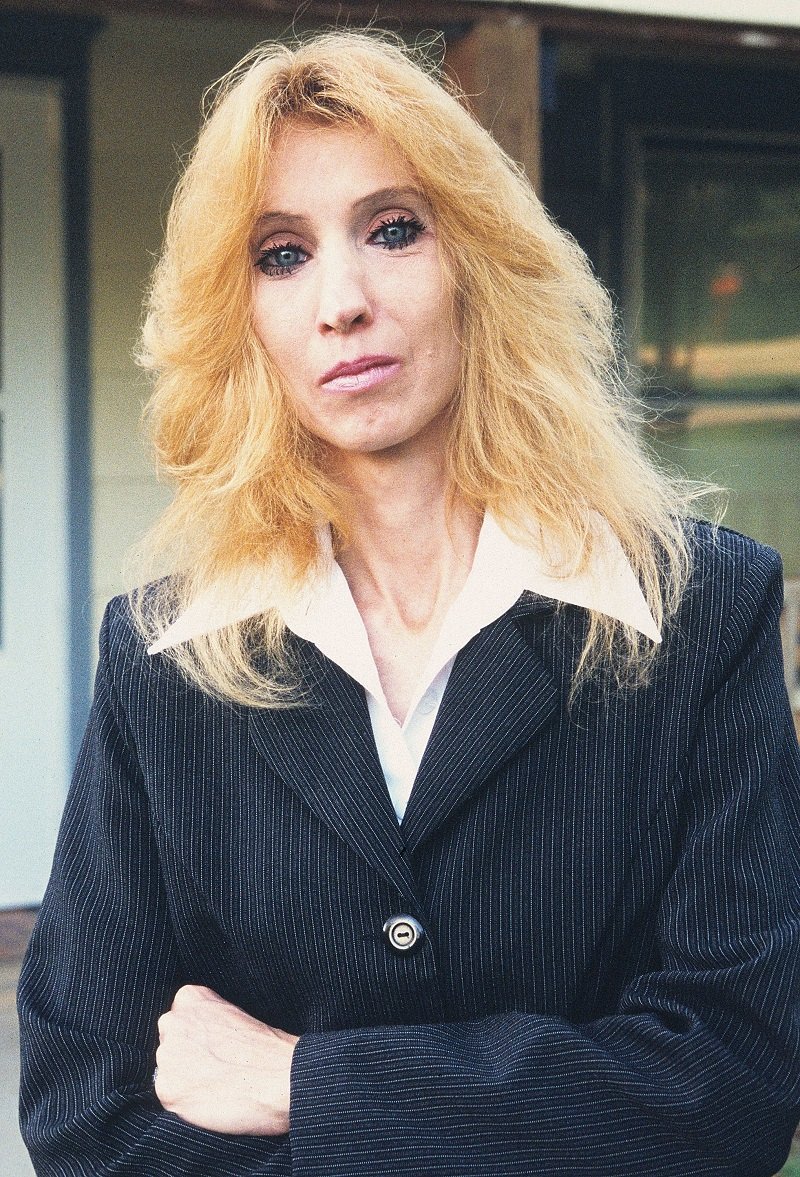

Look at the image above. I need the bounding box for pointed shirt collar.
[147,513,660,715]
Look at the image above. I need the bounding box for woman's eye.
[254,242,309,277]
[369,216,425,251]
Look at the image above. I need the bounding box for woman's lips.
[319,355,401,393]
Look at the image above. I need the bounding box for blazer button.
[383,914,425,952]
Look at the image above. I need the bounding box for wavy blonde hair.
[135,28,700,706]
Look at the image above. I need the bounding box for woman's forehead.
[257,122,424,219]
[269,120,408,175]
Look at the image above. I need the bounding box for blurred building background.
[0,2,798,1172]
[0,0,798,910]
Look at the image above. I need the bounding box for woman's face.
[251,122,461,460]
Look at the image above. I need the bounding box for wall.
[651,423,800,576]
[502,0,800,27]
[89,10,288,638]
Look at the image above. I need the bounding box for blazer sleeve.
[288,543,800,1177]
[17,607,292,1177]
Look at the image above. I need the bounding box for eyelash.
[369,214,426,251]
[254,214,427,278]
[254,243,309,278]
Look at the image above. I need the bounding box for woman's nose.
[316,250,373,334]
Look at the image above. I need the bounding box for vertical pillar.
[444,13,541,191]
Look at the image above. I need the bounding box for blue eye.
[370,216,425,250]
[255,242,308,277]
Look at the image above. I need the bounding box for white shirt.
[149,513,660,820]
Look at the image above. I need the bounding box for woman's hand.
[155,984,298,1135]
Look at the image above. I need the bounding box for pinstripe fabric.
[17,521,800,1176]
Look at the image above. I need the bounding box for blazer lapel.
[248,644,417,902]
[401,602,563,850]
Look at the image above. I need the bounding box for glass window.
[635,143,800,405]
[628,137,800,577]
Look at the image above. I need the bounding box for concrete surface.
[0,964,34,1174]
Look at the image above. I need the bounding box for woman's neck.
[331,444,481,632]
[329,441,482,722]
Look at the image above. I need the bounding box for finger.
[172,983,220,1008]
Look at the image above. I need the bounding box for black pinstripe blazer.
[18,521,800,1176]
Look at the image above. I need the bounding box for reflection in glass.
[634,143,800,419]
[629,138,800,581]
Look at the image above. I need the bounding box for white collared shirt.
[149,514,660,820]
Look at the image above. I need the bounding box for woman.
[18,30,800,1177]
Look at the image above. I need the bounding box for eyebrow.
[250,185,429,244]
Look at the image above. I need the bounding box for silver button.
[383,914,424,952]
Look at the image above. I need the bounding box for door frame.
[0,12,100,767]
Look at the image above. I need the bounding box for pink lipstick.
[319,354,400,393]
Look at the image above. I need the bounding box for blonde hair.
[135,28,700,706]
